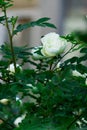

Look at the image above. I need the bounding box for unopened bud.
[0,99,9,105]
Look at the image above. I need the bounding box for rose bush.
[0,0,87,130]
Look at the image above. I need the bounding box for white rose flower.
[0,98,9,105]
[31,46,45,60]
[7,63,22,73]
[72,70,85,78]
[41,32,68,57]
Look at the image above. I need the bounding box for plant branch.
[52,44,77,70]
[67,114,83,130]
[3,7,16,71]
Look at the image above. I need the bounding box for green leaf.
[0,44,32,64]
[5,3,13,8]
[0,16,5,23]
[80,47,87,53]
[14,17,56,35]
[36,17,51,23]
[42,22,56,28]
[0,0,13,8]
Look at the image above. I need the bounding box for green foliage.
[0,44,32,65]
[14,17,56,35]
[0,0,87,130]
[0,0,13,9]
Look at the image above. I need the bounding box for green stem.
[52,44,77,70]
[67,114,83,130]
[3,7,16,71]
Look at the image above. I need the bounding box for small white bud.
[7,63,22,74]
[0,99,9,105]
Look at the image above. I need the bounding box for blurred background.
[0,0,87,47]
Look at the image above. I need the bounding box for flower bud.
[7,63,22,74]
[0,99,9,105]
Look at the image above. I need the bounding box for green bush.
[0,0,87,130]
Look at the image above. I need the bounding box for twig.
[52,44,77,70]
[67,114,83,130]
[3,7,16,71]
